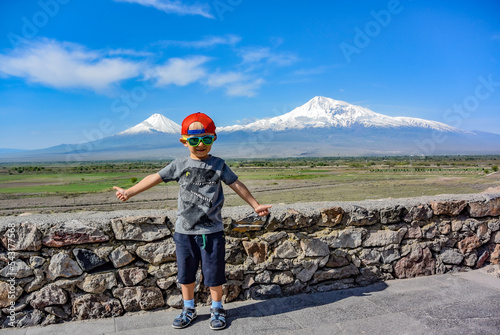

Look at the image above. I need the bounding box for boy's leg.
[199,232,227,330]
[209,286,223,303]
[182,283,196,301]
[172,233,200,329]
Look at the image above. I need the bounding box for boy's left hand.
[254,204,272,217]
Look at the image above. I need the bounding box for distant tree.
[492,165,499,172]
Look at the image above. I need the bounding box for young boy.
[113,112,271,330]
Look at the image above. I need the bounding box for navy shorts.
[173,231,226,287]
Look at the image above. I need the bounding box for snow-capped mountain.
[2,96,500,162]
[219,96,466,133]
[118,113,181,135]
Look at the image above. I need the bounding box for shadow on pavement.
[226,281,389,328]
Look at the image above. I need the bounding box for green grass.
[0,172,148,194]
[0,157,497,200]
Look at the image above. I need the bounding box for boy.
[113,112,271,330]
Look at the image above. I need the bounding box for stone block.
[72,293,124,320]
[312,264,359,283]
[404,204,433,222]
[300,238,329,257]
[73,248,107,272]
[347,206,379,226]
[296,261,318,282]
[157,276,176,290]
[0,222,42,251]
[430,200,467,216]
[363,228,407,247]
[271,271,294,285]
[0,281,23,308]
[319,206,344,226]
[330,228,365,248]
[78,272,117,294]
[113,286,164,312]
[440,249,464,265]
[42,220,109,247]
[30,284,67,309]
[0,259,33,278]
[394,246,435,278]
[118,267,148,286]
[457,235,481,254]
[326,255,350,268]
[246,284,282,300]
[356,266,382,286]
[223,280,242,303]
[111,217,170,242]
[136,240,176,265]
[48,252,83,280]
[379,205,406,224]
[109,245,135,268]
[469,197,500,217]
[274,240,299,258]
[242,241,268,264]
[148,262,177,278]
[230,214,267,233]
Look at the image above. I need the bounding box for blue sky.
[1,0,499,150]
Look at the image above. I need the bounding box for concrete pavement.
[2,266,500,335]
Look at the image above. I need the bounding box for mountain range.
[3,96,500,162]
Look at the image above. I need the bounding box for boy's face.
[180,122,216,160]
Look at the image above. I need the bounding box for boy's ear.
[179,138,188,146]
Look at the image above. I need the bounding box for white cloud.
[151,56,210,86]
[225,78,265,97]
[157,35,241,49]
[293,66,330,76]
[114,0,214,18]
[106,48,154,57]
[0,39,142,93]
[205,71,264,97]
[206,71,245,87]
[239,47,299,66]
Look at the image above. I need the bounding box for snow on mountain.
[118,113,181,135]
[219,96,466,133]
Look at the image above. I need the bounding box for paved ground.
[2,267,500,335]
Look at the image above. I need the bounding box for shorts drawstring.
[201,234,207,250]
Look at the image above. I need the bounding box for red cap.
[181,113,216,135]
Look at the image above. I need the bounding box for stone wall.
[1,193,499,328]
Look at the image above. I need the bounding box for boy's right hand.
[113,186,129,202]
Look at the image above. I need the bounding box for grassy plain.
[0,156,499,215]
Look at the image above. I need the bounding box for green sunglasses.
[183,135,215,146]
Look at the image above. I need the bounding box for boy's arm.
[228,180,272,216]
[113,173,163,202]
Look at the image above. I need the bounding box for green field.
[0,156,499,215]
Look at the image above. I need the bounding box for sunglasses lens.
[202,136,214,145]
[187,137,200,146]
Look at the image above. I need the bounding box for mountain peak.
[118,113,181,135]
[219,96,464,133]
[306,96,351,109]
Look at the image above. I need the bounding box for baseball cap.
[181,112,216,135]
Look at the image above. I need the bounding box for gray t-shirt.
[158,155,238,235]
